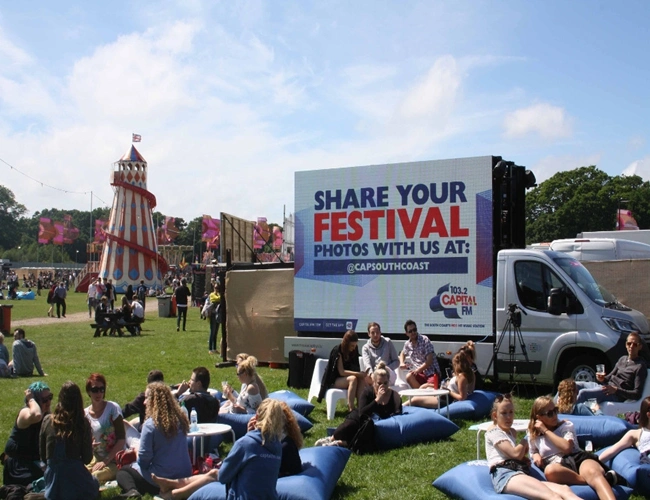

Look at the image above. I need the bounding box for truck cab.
[494,249,649,385]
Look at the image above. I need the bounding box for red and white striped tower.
[98,145,165,292]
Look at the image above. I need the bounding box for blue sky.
[0,1,648,225]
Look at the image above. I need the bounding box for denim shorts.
[491,466,525,494]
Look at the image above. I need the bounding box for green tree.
[525,166,650,243]
[0,185,27,251]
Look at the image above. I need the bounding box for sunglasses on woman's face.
[495,393,512,402]
[41,394,54,403]
[90,386,105,394]
[538,407,558,418]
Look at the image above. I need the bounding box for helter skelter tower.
[98,145,166,293]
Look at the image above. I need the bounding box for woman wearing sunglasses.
[2,381,52,486]
[315,362,401,451]
[528,396,618,499]
[220,356,265,414]
[84,372,126,482]
[486,393,580,499]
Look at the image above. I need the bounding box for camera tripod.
[487,303,538,385]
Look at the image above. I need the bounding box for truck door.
[507,260,578,382]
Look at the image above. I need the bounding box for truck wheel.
[563,355,599,383]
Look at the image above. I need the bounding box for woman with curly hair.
[116,382,192,498]
[40,381,98,499]
[557,378,601,416]
[153,399,286,500]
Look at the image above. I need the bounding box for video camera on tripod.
[486,302,541,384]
[506,303,523,328]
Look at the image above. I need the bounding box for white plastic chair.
[307,358,348,420]
[601,369,650,416]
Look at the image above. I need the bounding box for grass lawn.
[0,292,644,499]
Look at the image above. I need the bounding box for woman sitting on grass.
[528,395,619,499]
[315,362,400,452]
[116,382,192,498]
[84,373,125,483]
[153,399,289,499]
[486,394,580,499]
[3,381,52,487]
[40,381,98,500]
[220,356,265,414]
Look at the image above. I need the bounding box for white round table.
[188,423,235,464]
[399,388,451,419]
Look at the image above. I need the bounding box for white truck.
[528,238,650,261]
[285,156,649,385]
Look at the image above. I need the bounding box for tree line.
[2,165,650,262]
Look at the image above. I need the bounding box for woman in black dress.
[318,330,367,411]
[316,362,401,451]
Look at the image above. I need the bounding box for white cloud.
[503,103,573,140]
[622,155,650,178]
[0,26,33,66]
[398,56,461,122]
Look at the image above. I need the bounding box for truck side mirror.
[547,288,565,315]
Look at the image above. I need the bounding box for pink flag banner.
[272,226,283,251]
[202,215,221,249]
[253,217,270,250]
[617,209,639,230]
[53,215,80,245]
[158,216,180,244]
[94,219,108,243]
[38,217,56,244]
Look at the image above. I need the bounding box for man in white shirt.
[87,280,97,318]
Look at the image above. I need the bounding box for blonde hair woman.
[115,382,192,498]
[236,353,269,399]
[221,356,265,414]
[153,400,297,499]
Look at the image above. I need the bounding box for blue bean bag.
[269,390,315,416]
[374,406,458,450]
[435,390,497,420]
[16,291,36,300]
[560,414,631,449]
[432,460,632,499]
[188,446,351,500]
[599,446,650,497]
[217,409,313,440]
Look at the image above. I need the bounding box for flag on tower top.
[132,133,142,142]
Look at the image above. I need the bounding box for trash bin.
[0,304,12,333]
[157,296,171,318]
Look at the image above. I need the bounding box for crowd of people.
[2,299,649,500]
[0,352,298,500]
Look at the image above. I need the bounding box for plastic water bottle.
[180,401,189,422]
[190,408,199,432]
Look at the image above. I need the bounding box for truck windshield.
[553,256,617,306]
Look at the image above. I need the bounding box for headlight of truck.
[602,316,638,334]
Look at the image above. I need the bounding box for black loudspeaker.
[287,350,317,388]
